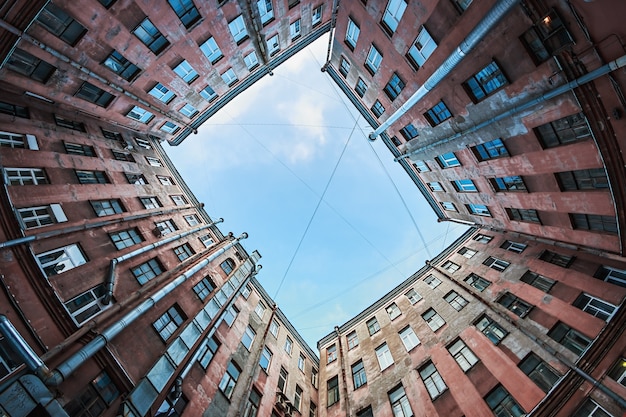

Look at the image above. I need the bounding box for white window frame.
[171,195,187,206]
[386,302,401,320]
[408,26,437,68]
[424,275,441,289]
[453,179,478,192]
[179,103,198,118]
[381,0,407,34]
[389,385,412,417]
[148,83,175,103]
[126,106,153,123]
[146,156,163,167]
[484,256,510,272]
[173,60,198,83]
[5,167,48,185]
[228,16,247,43]
[157,175,174,185]
[184,214,200,226]
[242,325,256,350]
[423,308,445,332]
[575,293,617,321]
[0,131,38,149]
[443,261,460,273]
[399,326,420,351]
[501,240,527,253]
[428,182,443,192]
[312,5,322,25]
[366,45,382,73]
[420,362,447,399]
[255,301,266,318]
[244,51,259,70]
[36,243,87,277]
[284,336,293,355]
[448,339,478,371]
[200,37,223,63]
[459,247,477,258]
[160,121,179,134]
[266,34,280,55]
[375,343,394,370]
[221,68,238,86]
[445,291,468,311]
[18,204,67,229]
[257,0,274,24]
[269,318,280,337]
[155,219,176,235]
[345,19,360,48]
[200,85,217,101]
[405,288,422,304]
[290,19,301,39]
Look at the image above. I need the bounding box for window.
[257,0,274,24]
[290,19,301,39]
[148,83,175,104]
[572,398,614,417]
[608,357,626,386]
[483,256,510,272]
[452,179,477,192]
[347,330,359,349]
[183,214,199,226]
[5,168,48,185]
[135,137,152,149]
[442,261,460,273]
[441,202,456,212]
[168,0,201,29]
[371,100,385,118]
[294,385,303,411]
[556,168,608,191]
[327,344,337,363]
[6,49,56,83]
[498,293,532,317]
[356,406,372,417]
[475,315,508,344]
[133,17,169,54]
[448,339,478,371]
[444,291,468,311]
[428,182,444,192]
[413,160,430,172]
[259,346,272,371]
[535,112,591,148]
[221,258,236,275]
[0,101,29,118]
[407,26,437,69]
[385,302,401,320]
[219,361,240,399]
[193,276,214,300]
[474,233,493,243]
[424,101,452,126]
[381,0,407,35]
[465,273,490,291]
[339,57,351,77]
[153,305,184,341]
[241,326,256,350]
[501,240,527,253]
[101,129,122,141]
[375,343,394,370]
[571,213,618,234]
[91,199,124,216]
[75,82,115,107]
[420,362,447,400]
[298,353,305,371]
[471,138,509,161]
[405,288,422,304]
[539,250,573,268]
[485,385,524,417]
[37,243,87,277]
[345,19,360,49]
[109,228,142,250]
[255,301,266,318]
[221,68,238,86]
[463,61,508,102]
[594,265,626,287]
[467,204,492,216]
[64,142,95,157]
[17,205,66,229]
[312,5,322,25]
[157,175,175,185]
[278,366,288,392]
[388,385,412,417]
[36,3,86,45]
[399,326,420,351]
[327,376,339,406]
[436,152,461,168]
[365,45,382,74]
[352,360,367,389]
[54,115,86,132]
[573,293,616,321]
[311,368,318,389]
[521,271,555,292]
[63,372,119,416]
[103,50,140,81]
[200,85,217,101]
[284,336,293,355]
[355,78,367,97]
[197,336,220,369]
[241,283,252,299]
[491,175,527,192]
[131,258,163,284]
[269,318,279,337]
[222,305,239,327]
[140,196,160,209]
[367,317,380,335]
[508,208,541,223]
[399,124,419,140]
[228,16,248,43]
[171,195,187,206]
[425,274,442,288]
[384,73,405,101]
[161,121,180,134]
[520,9,574,65]
[244,52,259,70]
[178,103,198,118]
[422,308,445,331]
[458,247,477,258]
[64,284,110,324]
[127,106,154,123]
[519,353,560,393]
[173,60,199,84]
[155,219,177,235]
[200,37,223,64]
[174,243,195,261]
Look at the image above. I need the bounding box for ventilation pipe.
[40,233,248,387]
[102,218,224,304]
[368,0,520,141]
[396,53,626,160]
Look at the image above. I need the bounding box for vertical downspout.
[335,326,351,417]
[368,0,520,140]
[322,0,340,68]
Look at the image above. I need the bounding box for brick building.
[318,226,626,417]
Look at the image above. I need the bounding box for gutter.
[368,0,520,141]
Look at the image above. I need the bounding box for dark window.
[132,258,163,284]
[352,360,367,389]
[485,385,524,417]
[63,371,119,416]
[168,0,201,29]
[102,50,140,81]
[0,101,29,118]
[390,136,401,147]
[76,170,108,184]
[570,213,618,234]
[109,228,142,250]
[98,0,117,8]
[153,305,185,341]
[356,406,373,417]
[55,115,86,132]
[91,199,124,216]
[465,273,490,291]
[500,240,527,253]
[519,353,560,392]
[490,176,526,192]
[174,243,195,261]
[520,271,555,292]
[594,265,626,287]
[474,234,492,243]
[102,129,123,141]
[75,82,115,107]
[471,138,509,161]
[36,3,86,46]
[355,78,367,97]
[65,142,95,156]
[463,61,508,102]
[424,101,452,126]
[535,113,591,148]
[133,17,169,54]
[548,322,591,356]
[572,398,614,417]
[520,9,574,65]
[556,168,608,191]
[327,376,339,406]
[507,208,540,223]
[339,58,350,77]
[483,256,510,272]
[539,250,573,268]
[126,173,147,185]
[475,315,508,345]
[220,258,236,275]
[193,276,215,301]
[608,356,626,386]
[112,150,134,162]
[383,72,405,101]
[371,100,385,118]
[573,293,616,321]
[400,124,419,140]
[498,293,532,317]
[7,49,56,83]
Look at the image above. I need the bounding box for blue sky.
[165,37,467,349]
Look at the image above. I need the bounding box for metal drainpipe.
[429,263,626,410]
[0,0,51,69]
[397,53,626,160]
[0,315,48,382]
[322,0,340,68]
[0,18,191,130]
[368,0,520,141]
[101,218,224,304]
[437,217,477,226]
[41,233,248,387]
[334,326,351,417]
[245,0,269,65]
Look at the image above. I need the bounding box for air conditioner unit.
[275,392,288,411]
[153,226,165,237]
